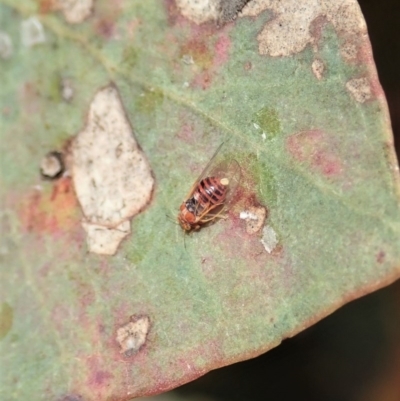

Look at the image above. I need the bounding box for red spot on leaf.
[38,0,57,14]
[89,370,113,387]
[164,0,185,26]
[181,38,213,69]
[171,8,232,90]
[57,395,83,401]
[93,1,123,39]
[376,251,385,264]
[85,356,114,394]
[286,130,343,177]
[355,41,383,99]
[309,15,328,47]
[96,19,115,38]
[191,71,213,90]
[19,177,80,234]
[244,61,252,71]
[19,82,40,115]
[177,123,196,143]
[213,32,231,67]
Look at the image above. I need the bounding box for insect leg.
[199,207,228,223]
[196,202,226,222]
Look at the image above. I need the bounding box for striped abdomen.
[192,176,228,214]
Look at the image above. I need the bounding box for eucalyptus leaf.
[0,1,399,400]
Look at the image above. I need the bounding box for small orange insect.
[178,143,241,232]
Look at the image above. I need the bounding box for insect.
[178,143,241,232]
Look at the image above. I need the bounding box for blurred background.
[141,1,400,400]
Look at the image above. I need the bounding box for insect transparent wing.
[183,142,241,206]
[183,143,224,200]
[196,142,225,181]
[207,158,242,206]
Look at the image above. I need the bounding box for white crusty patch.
[175,0,219,24]
[81,221,131,255]
[346,77,371,103]
[340,41,358,62]
[311,58,325,80]
[116,315,150,356]
[21,17,46,47]
[55,0,94,24]
[260,225,278,253]
[240,206,267,235]
[61,77,74,102]
[0,32,13,59]
[240,0,367,58]
[72,85,154,255]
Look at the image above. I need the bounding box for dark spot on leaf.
[57,395,83,401]
[164,0,182,26]
[244,61,252,70]
[136,89,164,113]
[192,70,212,90]
[180,38,213,70]
[309,15,328,47]
[92,370,113,386]
[0,302,13,340]
[38,73,63,102]
[96,19,115,38]
[376,251,385,263]
[122,46,139,69]
[253,107,281,138]
[219,0,251,23]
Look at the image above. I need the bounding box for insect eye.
[185,199,196,213]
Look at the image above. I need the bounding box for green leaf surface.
[1,0,399,400]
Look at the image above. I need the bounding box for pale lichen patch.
[82,221,130,256]
[71,85,154,255]
[21,17,46,47]
[0,32,13,59]
[311,58,324,80]
[239,0,270,16]
[176,0,220,24]
[54,0,94,24]
[219,0,251,22]
[240,0,367,58]
[341,41,358,62]
[240,206,267,234]
[175,0,250,24]
[346,77,371,103]
[260,225,278,253]
[116,315,150,357]
[241,0,321,57]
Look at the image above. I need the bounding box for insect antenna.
[165,213,179,225]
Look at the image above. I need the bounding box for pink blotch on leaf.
[376,251,385,264]
[86,356,114,391]
[177,123,196,143]
[213,32,231,67]
[19,177,80,234]
[286,130,343,177]
[96,19,115,38]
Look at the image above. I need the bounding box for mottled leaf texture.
[0,0,399,400]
